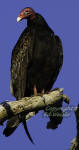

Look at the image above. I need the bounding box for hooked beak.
[17,17,22,22]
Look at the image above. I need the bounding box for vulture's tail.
[3,115,34,144]
[22,119,34,144]
[3,116,19,136]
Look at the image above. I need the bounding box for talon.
[42,96,46,106]
[41,89,46,106]
[41,89,45,95]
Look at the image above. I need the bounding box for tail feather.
[22,119,34,144]
[3,116,20,136]
[3,115,34,144]
[3,126,18,137]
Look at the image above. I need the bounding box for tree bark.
[0,88,69,125]
[69,105,79,150]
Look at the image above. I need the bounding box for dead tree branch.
[69,105,79,150]
[0,88,69,125]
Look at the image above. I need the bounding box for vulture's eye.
[24,11,29,15]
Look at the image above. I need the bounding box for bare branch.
[69,105,79,150]
[0,88,69,125]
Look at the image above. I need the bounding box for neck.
[30,14,36,20]
[27,17,36,27]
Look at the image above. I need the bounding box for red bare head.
[17,7,36,22]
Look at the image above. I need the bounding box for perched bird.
[3,7,63,142]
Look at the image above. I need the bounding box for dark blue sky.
[0,0,79,150]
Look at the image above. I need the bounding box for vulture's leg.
[33,84,38,96]
[33,85,46,106]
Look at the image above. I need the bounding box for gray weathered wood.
[69,105,79,150]
[0,88,69,125]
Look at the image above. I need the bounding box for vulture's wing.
[10,28,35,99]
[3,28,36,144]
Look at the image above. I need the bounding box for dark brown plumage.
[3,7,63,142]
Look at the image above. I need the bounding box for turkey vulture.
[3,7,63,142]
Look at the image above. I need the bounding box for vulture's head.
[17,7,36,22]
